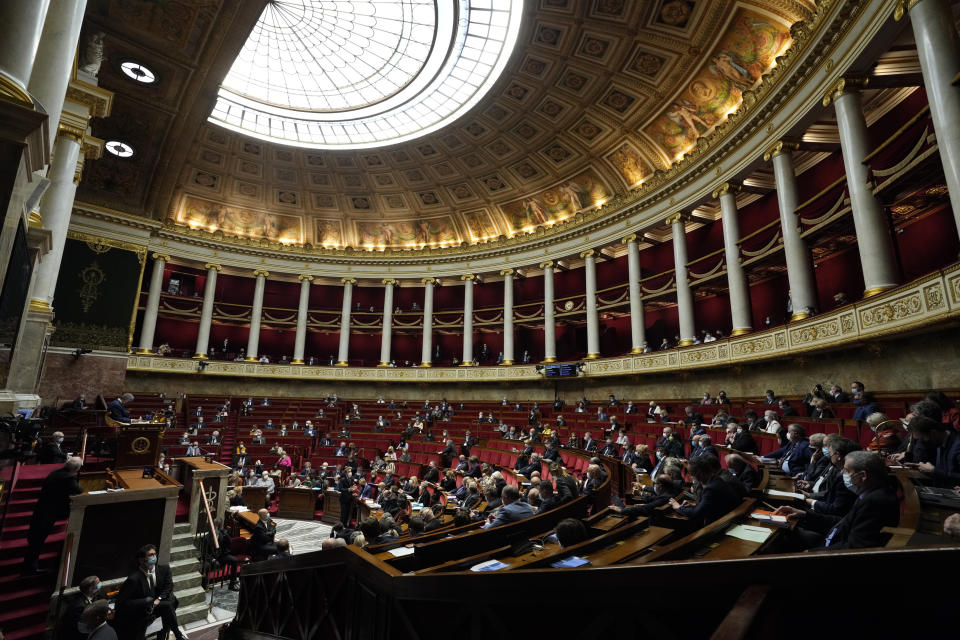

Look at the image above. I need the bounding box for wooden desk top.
[179,456,227,471]
[589,526,674,566]
[115,469,171,491]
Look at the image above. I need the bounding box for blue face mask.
[822,447,830,456]
[147,556,157,565]
[57,437,64,444]
[842,472,856,492]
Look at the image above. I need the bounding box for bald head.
[65,457,83,472]
[322,537,347,550]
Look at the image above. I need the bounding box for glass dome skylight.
[209,0,523,150]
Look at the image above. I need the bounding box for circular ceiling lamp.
[209,0,523,149]
[119,61,157,84]
[105,140,135,157]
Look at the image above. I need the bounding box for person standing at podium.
[109,393,134,423]
[115,544,186,640]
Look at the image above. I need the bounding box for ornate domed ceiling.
[78,0,814,253]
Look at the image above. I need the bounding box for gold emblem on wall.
[78,263,106,313]
[130,436,151,455]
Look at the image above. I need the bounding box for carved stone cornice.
[65,78,113,118]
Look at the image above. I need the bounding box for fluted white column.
[581,250,601,358]
[420,278,437,367]
[540,261,556,362]
[461,274,475,365]
[136,253,168,354]
[899,0,960,240]
[766,141,818,319]
[28,133,81,306]
[27,0,87,152]
[622,235,647,352]
[292,275,312,364]
[824,79,899,296]
[0,0,51,92]
[668,213,696,345]
[378,279,396,366]
[192,263,220,358]
[336,278,355,366]
[500,269,515,365]
[245,269,268,361]
[715,183,753,334]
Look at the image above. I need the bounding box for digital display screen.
[544,363,578,377]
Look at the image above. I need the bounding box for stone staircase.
[167,522,208,626]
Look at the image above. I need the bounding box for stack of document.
[726,524,773,543]
[470,559,509,571]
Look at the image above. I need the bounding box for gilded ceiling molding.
[762,140,800,161]
[65,78,113,118]
[893,0,922,21]
[66,229,147,262]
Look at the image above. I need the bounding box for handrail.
[862,104,931,164]
[793,175,848,213]
[198,479,219,548]
[735,219,780,246]
[686,246,726,268]
[639,267,675,283]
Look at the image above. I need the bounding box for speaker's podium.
[59,419,182,588]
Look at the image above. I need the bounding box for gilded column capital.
[57,122,85,144]
[712,182,741,199]
[341,277,357,285]
[151,253,171,262]
[460,274,475,281]
[894,0,922,21]
[620,233,638,245]
[822,76,869,107]
[382,278,397,286]
[253,269,270,278]
[204,263,222,271]
[80,135,104,160]
[579,249,595,259]
[499,268,514,277]
[298,274,314,282]
[763,140,799,162]
[539,260,554,269]
[421,277,438,286]
[665,212,689,226]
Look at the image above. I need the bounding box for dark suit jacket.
[769,440,812,476]
[554,476,579,502]
[621,495,670,518]
[517,460,542,477]
[736,465,759,491]
[38,441,67,464]
[538,494,562,513]
[582,438,598,452]
[251,520,277,557]
[810,470,857,517]
[115,564,177,631]
[424,518,444,532]
[677,476,742,527]
[657,436,684,459]
[600,444,618,457]
[88,624,119,640]
[932,431,960,487]
[805,487,900,549]
[56,591,94,640]
[108,399,131,423]
[731,431,758,454]
[38,467,83,520]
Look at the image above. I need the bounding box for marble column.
[292,275,312,364]
[378,279,396,366]
[899,0,960,240]
[714,183,753,334]
[765,141,818,320]
[27,0,88,151]
[460,274,475,365]
[540,261,557,363]
[420,278,437,367]
[192,263,220,358]
[581,250,601,359]
[135,253,168,354]
[0,0,51,92]
[27,132,82,308]
[622,235,647,352]
[824,78,899,296]
[500,269,515,365]
[245,269,268,361]
[336,278,355,366]
[668,213,696,346]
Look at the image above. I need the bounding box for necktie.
[148,571,155,592]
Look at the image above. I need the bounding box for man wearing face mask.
[56,574,102,640]
[903,416,960,487]
[656,426,684,459]
[774,451,899,550]
[115,544,185,640]
[610,475,682,517]
[852,391,879,421]
[803,438,860,518]
[251,508,278,561]
[39,431,68,464]
[767,424,811,476]
[727,421,758,454]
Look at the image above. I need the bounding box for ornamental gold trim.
[205,263,222,271]
[151,253,171,262]
[66,230,147,263]
[0,73,33,109]
[29,298,51,312]
[823,76,869,107]
[461,274,475,281]
[57,122,85,144]
[382,278,398,286]
[539,260,554,269]
[621,234,638,245]
[763,140,800,162]
[421,277,438,286]
[253,269,270,278]
[712,182,741,199]
[298,274,314,282]
[499,269,514,277]
[341,277,357,285]
[579,249,595,259]
[894,0,922,21]
[665,212,689,226]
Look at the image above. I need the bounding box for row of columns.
[133,0,960,365]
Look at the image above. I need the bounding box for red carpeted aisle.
[0,463,67,639]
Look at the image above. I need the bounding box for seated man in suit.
[767,423,812,476]
[903,415,960,487]
[108,393,134,423]
[803,437,860,519]
[55,574,102,640]
[724,454,759,491]
[726,421,758,454]
[775,451,900,550]
[206,430,221,446]
[80,599,117,640]
[599,438,618,457]
[684,406,704,429]
[38,431,68,464]
[483,485,534,528]
[669,454,742,527]
[185,441,202,457]
[72,394,87,409]
[690,434,717,458]
[582,431,598,452]
[537,481,562,513]
[115,544,185,640]
[612,475,682,517]
[250,509,278,560]
[656,426,685,459]
[517,452,543,478]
